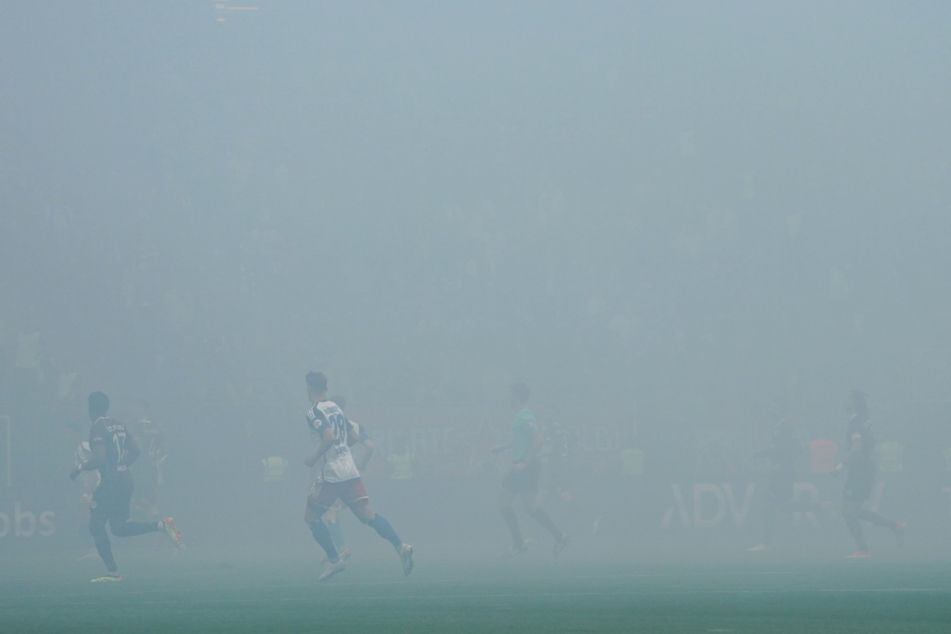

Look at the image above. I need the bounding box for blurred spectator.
[877,441,904,474]
[387,432,415,480]
[262,456,289,483]
[620,447,645,477]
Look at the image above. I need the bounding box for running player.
[317,395,377,560]
[131,399,166,520]
[69,392,182,582]
[493,383,569,556]
[302,372,412,581]
[839,390,904,558]
[748,398,809,551]
[68,421,100,560]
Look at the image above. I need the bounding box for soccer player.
[331,397,376,474]
[131,399,166,519]
[748,398,811,551]
[493,383,569,556]
[839,390,904,558]
[302,372,413,581]
[69,392,182,582]
[67,421,100,560]
[317,395,377,559]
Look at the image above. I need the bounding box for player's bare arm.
[305,427,335,468]
[357,438,375,472]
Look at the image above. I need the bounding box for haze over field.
[1,2,950,562]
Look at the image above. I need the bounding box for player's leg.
[305,480,342,566]
[522,491,567,552]
[498,487,526,552]
[345,480,413,576]
[351,500,402,550]
[88,485,124,581]
[306,508,337,557]
[88,504,120,579]
[306,481,352,580]
[318,502,350,563]
[111,516,180,543]
[325,501,348,552]
[520,462,568,554]
[854,508,898,529]
[499,470,527,553]
[111,519,161,537]
[327,520,346,551]
[105,480,175,543]
[108,496,164,538]
[842,499,870,555]
[854,507,905,547]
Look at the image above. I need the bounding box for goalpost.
[1,416,9,488]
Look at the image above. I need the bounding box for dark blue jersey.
[89,417,134,483]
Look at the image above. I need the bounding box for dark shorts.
[502,461,541,495]
[843,476,874,504]
[91,476,134,522]
[307,477,369,512]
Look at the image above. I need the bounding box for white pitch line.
[0,573,794,602]
[5,587,950,608]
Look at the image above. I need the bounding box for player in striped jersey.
[315,395,376,561]
[302,372,412,581]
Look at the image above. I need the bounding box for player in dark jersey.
[747,398,826,551]
[302,372,412,581]
[69,392,182,582]
[492,383,569,557]
[67,421,100,561]
[838,390,904,558]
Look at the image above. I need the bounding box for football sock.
[856,508,897,529]
[367,514,402,551]
[111,520,162,537]
[529,508,564,542]
[844,513,869,551]
[89,518,118,573]
[309,521,339,562]
[501,507,524,547]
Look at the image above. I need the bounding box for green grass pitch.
[2,548,950,633]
